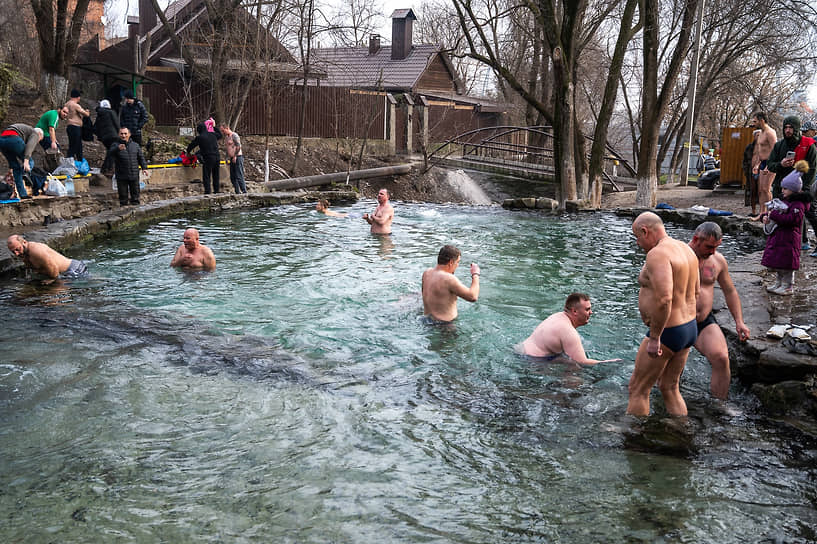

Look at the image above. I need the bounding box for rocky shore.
[1,179,815,435]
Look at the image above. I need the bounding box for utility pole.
[680,0,705,186]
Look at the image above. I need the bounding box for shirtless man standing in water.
[628,212,700,416]
[421,245,480,322]
[170,228,216,271]
[688,222,750,399]
[363,188,394,234]
[753,111,778,213]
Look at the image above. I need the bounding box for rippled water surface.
[1,201,814,542]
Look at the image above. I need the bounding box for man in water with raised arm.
[519,293,621,364]
[688,222,750,399]
[628,212,700,416]
[170,228,216,271]
[363,188,394,234]
[6,234,88,280]
[421,245,480,322]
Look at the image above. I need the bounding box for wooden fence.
[143,76,502,149]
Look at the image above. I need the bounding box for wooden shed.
[720,126,755,186]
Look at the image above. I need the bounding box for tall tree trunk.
[587,0,640,208]
[31,0,91,103]
[553,47,577,201]
[636,0,698,207]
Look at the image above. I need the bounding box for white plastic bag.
[45,176,67,197]
[111,174,117,190]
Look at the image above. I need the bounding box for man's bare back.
[7,235,73,279]
[421,245,479,322]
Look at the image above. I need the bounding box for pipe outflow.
[263,165,412,191]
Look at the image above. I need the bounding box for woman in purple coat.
[761,160,812,295]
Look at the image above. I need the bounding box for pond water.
[1,201,815,542]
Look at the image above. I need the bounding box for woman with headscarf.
[94,99,120,151]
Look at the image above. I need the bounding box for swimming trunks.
[697,311,717,334]
[646,319,697,353]
[60,259,88,279]
[420,315,454,326]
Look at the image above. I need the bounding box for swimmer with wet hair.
[315,199,348,218]
[6,234,88,280]
[519,293,621,364]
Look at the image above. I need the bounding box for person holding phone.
[766,115,816,216]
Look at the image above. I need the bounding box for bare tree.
[29,0,92,103]
[326,0,383,47]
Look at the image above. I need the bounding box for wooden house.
[311,9,505,153]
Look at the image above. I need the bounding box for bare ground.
[601,183,752,216]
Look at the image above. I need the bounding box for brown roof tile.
[311,43,441,91]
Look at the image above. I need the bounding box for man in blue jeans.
[0,123,43,199]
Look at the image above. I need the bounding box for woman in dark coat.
[761,160,811,295]
[94,99,120,150]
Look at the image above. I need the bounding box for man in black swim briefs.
[688,222,750,400]
[628,212,700,417]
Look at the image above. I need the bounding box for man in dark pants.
[103,127,147,206]
[119,90,148,146]
[63,88,90,160]
[0,123,43,199]
[767,115,817,251]
[187,122,221,194]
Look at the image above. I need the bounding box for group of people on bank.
[743,112,817,295]
[0,88,247,204]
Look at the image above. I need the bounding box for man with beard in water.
[363,188,394,234]
[170,228,216,271]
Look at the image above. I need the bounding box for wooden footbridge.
[424,126,635,191]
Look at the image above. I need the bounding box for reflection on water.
[1,202,814,543]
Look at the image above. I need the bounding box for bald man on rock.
[628,212,700,417]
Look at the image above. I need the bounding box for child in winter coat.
[761,160,812,295]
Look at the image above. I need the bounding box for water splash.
[444,169,493,205]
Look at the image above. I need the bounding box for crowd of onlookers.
[0,88,246,204]
[740,112,817,294]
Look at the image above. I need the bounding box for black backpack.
[0,183,14,200]
[82,116,95,141]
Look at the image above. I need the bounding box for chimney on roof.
[139,0,157,35]
[127,15,140,73]
[369,34,381,55]
[390,9,417,61]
